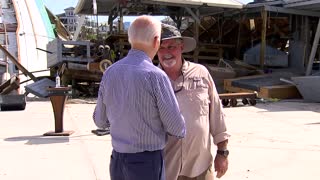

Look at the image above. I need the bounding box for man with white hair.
[93,16,186,180]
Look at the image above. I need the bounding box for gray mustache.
[164,54,173,59]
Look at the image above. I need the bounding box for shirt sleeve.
[152,72,186,138]
[93,80,110,129]
[207,71,230,144]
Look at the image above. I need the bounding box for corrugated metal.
[75,0,243,15]
[284,0,320,11]
[148,0,243,8]
[245,0,284,8]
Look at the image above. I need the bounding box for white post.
[72,15,86,41]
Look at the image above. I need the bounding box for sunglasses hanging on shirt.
[174,71,184,94]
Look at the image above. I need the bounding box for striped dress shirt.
[93,49,186,153]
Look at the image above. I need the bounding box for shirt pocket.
[185,83,210,116]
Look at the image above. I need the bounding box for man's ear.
[153,36,160,48]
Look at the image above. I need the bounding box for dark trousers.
[110,149,165,180]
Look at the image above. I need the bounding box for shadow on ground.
[243,100,320,113]
[305,122,320,125]
[4,135,69,145]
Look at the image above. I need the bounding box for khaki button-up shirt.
[164,61,230,179]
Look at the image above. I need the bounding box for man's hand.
[214,154,228,178]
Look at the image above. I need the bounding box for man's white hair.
[128,15,161,46]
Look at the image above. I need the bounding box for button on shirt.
[164,61,230,179]
[93,49,186,153]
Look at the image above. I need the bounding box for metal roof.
[284,0,320,11]
[244,0,320,17]
[74,0,243,15]
[147,0,243,8]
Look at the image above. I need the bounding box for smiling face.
[158,39,184,70]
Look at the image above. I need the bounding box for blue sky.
[43,0,253,22]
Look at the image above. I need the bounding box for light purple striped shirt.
[93,49,186,153]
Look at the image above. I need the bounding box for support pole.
[119,6,124,59]
[306,18,320,76]
[193,9,200,63]
[260,7,267,69]
[185,7,206,31]
[236,15,242,59]
[72,15,86,41]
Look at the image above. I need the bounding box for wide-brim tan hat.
[161,23,196,53]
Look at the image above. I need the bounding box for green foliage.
[87,33,97,40]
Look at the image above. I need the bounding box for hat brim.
[161,36,196,53]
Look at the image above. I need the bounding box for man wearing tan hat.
[158,23,230,180]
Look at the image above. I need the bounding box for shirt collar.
[181,59,189,74]
[127,48,152,63]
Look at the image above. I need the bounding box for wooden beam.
[224,78,254,93]
[193,9,200,63]
[0,76,19,95]
[259,85,301,99]
[245,5,320,17]
[236,15,242,58]
[303,16,310,67]
[183,55,220,61]
[260,7,267,69]
[197,47,221,53]
[184,7,206,32]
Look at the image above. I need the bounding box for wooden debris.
[224,74,302,99]
[0,75,19,95]
[259,85,301,99]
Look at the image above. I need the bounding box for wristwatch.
[217,149,229,158]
